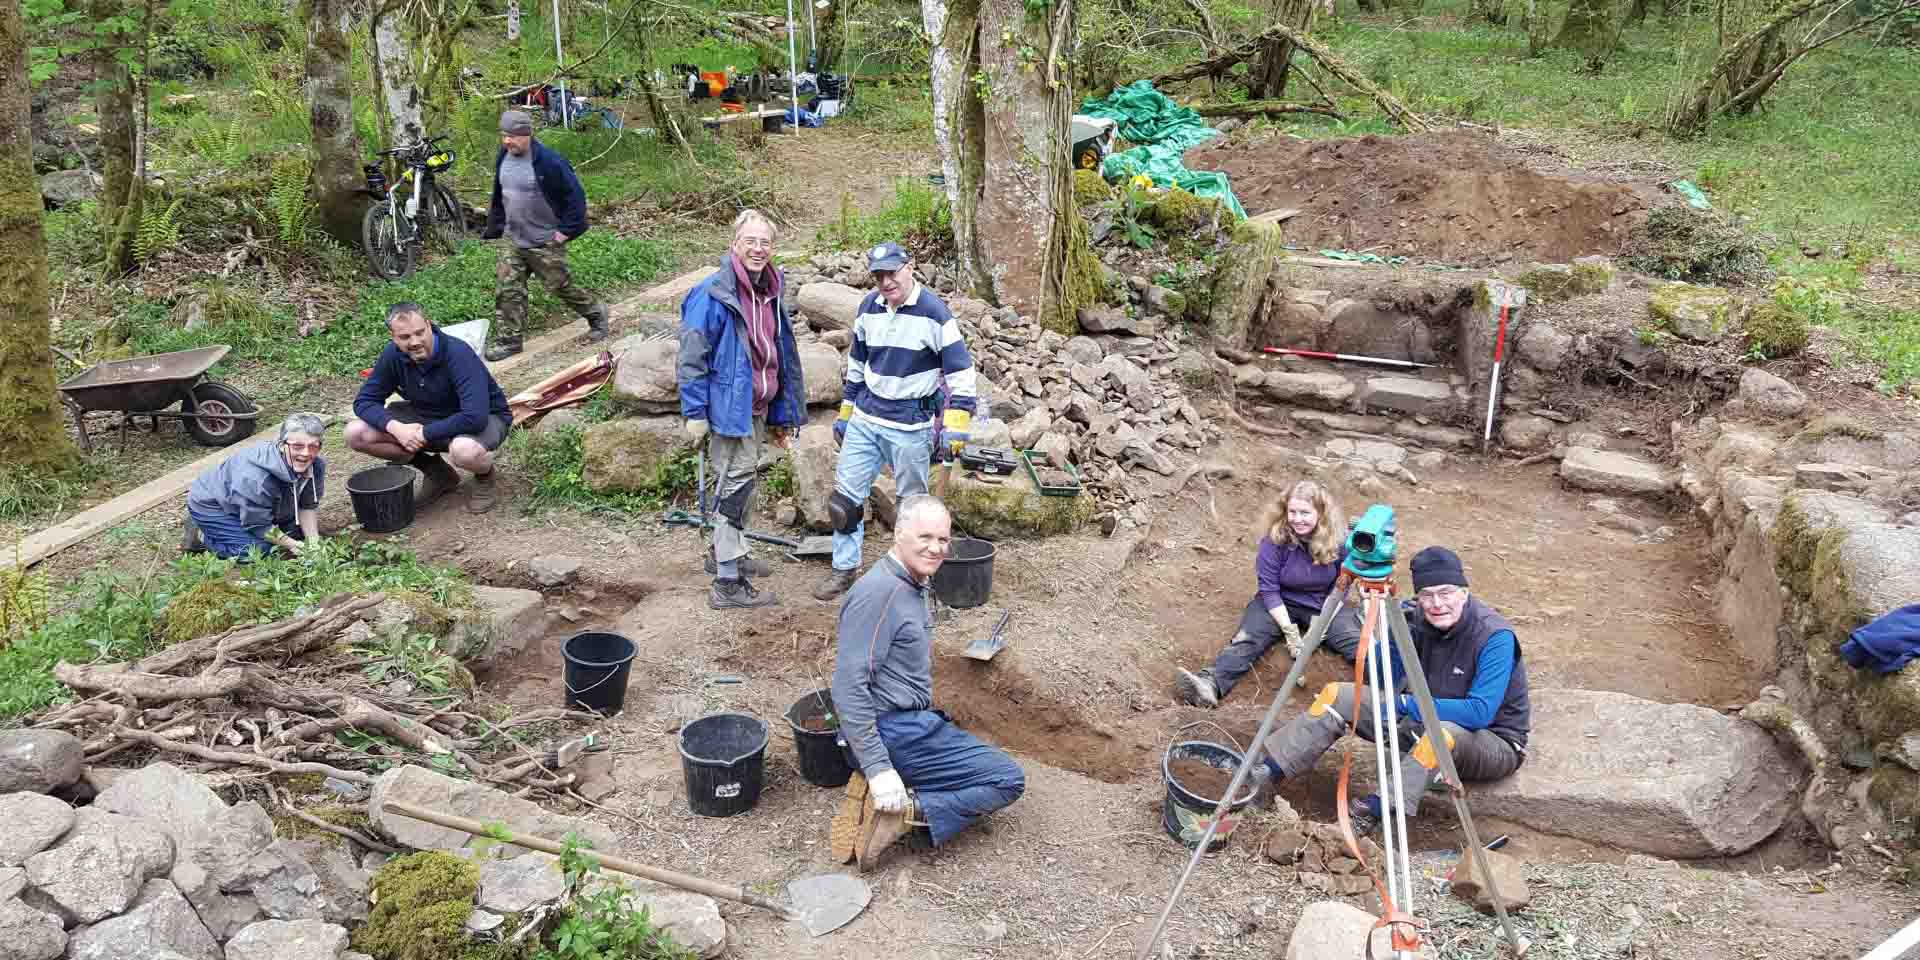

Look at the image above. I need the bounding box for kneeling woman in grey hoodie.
[184,414,327,559]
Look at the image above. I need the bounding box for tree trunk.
[925,0,1092,331]
[1250,0,1320,101]
[302,0,365,244]
[370,10,425,151]
[92,0,134,270]
[0,0,79,473]
[1626,0,1650,24]
[1553,0,1620,57]
[814,0,845,72]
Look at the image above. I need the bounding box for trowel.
[963,610,1011,661]
[786,873,874,936]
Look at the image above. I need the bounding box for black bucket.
[1161,741,1259,853]
[784,689,852,787]
[679,713,770,817]
[346,465,417,533]
[560,632,637,715]
[931,537,995,609]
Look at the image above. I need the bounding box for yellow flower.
[1129,174,1153,190]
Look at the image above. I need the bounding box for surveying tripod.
[1138,569,1527,959]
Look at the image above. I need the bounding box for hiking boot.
[467,471,498,514]
[812,568,858,602]
[829,772,868,863]
[414,455,461,504]
[705,552,772,577]
[857,792,922,872]
[585,304,610,342]
[1347,794,1383,837]
[1175,668,1219,708]
[180,516,205,555]
[483,336,524,362]
[710,577,777,609]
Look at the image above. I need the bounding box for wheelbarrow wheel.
[184,381,258,447]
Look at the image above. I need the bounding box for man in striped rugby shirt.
[813,241,977,602]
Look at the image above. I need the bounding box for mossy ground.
[161,578,270,646]
[352,851,488,960]
[1744,301,1811,357]
[945,474,1095,539]
[1073,169,1113,206]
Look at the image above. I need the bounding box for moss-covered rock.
[1144,187,1226,232]
[1743,301,1811,358]
[1649,282,1741,343]
[580,417,689,493]
[1072,168,1113,206]
[944,470,1094,540]
[373,589,455,641]
[1207,219,1287,348]
[1515,258,1614,302]
[351,851,482,960]
[161,578,271,646]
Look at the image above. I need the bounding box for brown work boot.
[828,771,868,864]
[585,304,610,342]
[704,552,772,577]
[857,792,920,872]
[414,455,461,504]
[812,568,858,602]
[467,471,498,514]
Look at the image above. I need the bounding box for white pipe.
[552,0,568,129]
[1860,914,1920,960]
[807,0,818,60]
[1481,359,1502,445]
[1380,611,1415,926]
[785,0,801,131]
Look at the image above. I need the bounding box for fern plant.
[0,554,49,649]
[269,154,314,247]
[190,116,247,166]
[134,198,184,261]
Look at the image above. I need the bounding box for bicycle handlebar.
[375,134,453,158]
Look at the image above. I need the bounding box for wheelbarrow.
[55,345,260,453]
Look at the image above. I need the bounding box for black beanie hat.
[1410,546,1467,591]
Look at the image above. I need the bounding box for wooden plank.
[3,262,747,572]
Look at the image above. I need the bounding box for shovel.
[786,535,835,562]
[382,800,873,936]
[963,610,1011,661]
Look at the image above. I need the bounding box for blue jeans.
[189,504,301,560]
[874,710,1024,846]
[832,417,933,572]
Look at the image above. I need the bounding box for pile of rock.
[0,750,730,960]
[1262,821,1386,897]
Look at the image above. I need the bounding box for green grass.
[1830,307,1920,391]
[0,537,467,720]
[129,233,672,377]
[820,177,951,252]
[507,424,698,515]
[0,462,106,525]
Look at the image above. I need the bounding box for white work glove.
[867,769,909,813]
[685,419,709,443]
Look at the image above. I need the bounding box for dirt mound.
[1185,131,1658,265]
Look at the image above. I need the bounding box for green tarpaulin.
[1078,80,1247,220]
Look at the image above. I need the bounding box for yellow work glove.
[941,407,971,459]
[833,402,853,448]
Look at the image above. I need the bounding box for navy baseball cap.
[866,241,909,272]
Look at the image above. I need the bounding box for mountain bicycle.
[360,135,467,280]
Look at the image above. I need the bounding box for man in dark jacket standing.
[347,303,514,514]
[676,209,806,609]
[1256,546,1530,834]
[480,110,607,361]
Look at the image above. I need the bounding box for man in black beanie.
[1253,546,1530,834]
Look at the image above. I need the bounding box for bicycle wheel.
[428,185,468,253]
[361,202,417,280]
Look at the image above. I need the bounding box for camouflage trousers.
[494,241,599,339]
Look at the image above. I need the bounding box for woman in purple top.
[1176,479,1353,708]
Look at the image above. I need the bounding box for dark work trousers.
[1205,597,1364,698]
[872,710,1024,846]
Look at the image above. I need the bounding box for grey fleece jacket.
[186,439,324,532]
[831,553,934,776]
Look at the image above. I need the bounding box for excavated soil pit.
[1186,131,1659,265]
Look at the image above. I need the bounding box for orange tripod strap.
[1338,588,1425,958]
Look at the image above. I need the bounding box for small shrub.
[1744,302,1811,359]
[827,179,952,256]
[534,834,695,960]
[1623,207,1768,285]
[1072,168,1113,205]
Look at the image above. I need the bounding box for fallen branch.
[281,695,452,755]
[1153,22,1427,131]
[131,593,383,676]
[111,726,374,784]
[53,663,253,701]
[1189,99,1343,121]
[266,785,397,855]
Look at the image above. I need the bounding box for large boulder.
[94,764,225,848]
[1516,321,1572,372]
[620,887,727,959]
[787,421,838,532]
[581,417,689,493]
[1261,371,1357,409]
[24,808,175,924]
[167,800,276,940]
[1206,218,1288,348]
[0,793,75,867]
[1283,901,1396,960]
[39,169,100,209]
[224,919,350,960]
[65,878,220,960]
[1649,282,1739,343]
[0,731,84,795]
[1364,376,1456,418]
[608,336,681,414]
[0,897,65,960]
[477,854,566,914]
[447,586,546,662]
[794,282,866,331]
[1472,689,1797,857]
[943,468,1093,541]
[799,340,844,407]
[1739,368,1808,420]
[368,765,618,857]
[1560,447,1674,496]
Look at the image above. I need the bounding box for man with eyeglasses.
[678,209,806,609]
[811,241,977,602]
[1253,546,1530,835]
[182,413,327,559]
